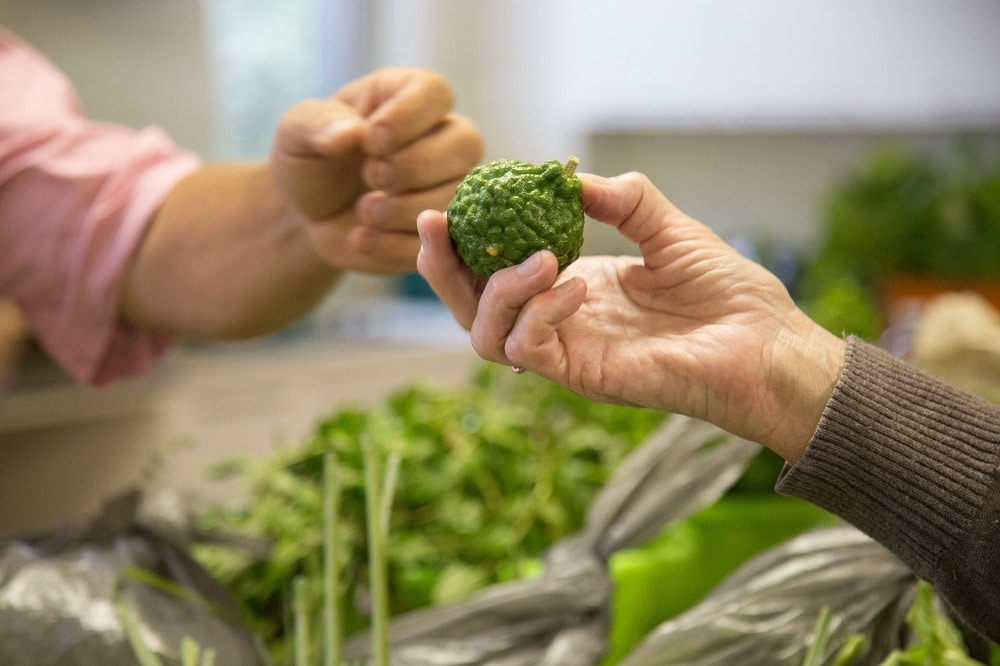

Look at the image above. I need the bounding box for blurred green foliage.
[797,142,1000,340]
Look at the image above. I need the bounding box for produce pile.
[192,362,671,661]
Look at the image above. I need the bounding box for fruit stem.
[563,155,579,178]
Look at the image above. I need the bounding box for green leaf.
[193,362,667,657]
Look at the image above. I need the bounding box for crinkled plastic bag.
[343,415,763,665]
[0,490,263,666]
[618,526,917,666]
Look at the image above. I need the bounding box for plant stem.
[380,453,401,538]
[182,638,199,666]
[323,450,344,666]
[115,596,164,666]
[293,576,310,666]
[801,606,833,666]
[563,155,580,178]
[362,437,390,666]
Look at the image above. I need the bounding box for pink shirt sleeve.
[0,29,202,386]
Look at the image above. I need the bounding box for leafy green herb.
[181,637,217,666]
[193,362,667,661]
[877,581,985,666]
[801,605,868,666]
[804,580,995,666]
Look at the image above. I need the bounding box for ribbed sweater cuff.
[776,336,1000,580]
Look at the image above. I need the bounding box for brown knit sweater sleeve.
[775,336,1000,642]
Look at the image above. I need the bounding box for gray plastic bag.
[343,415,762,665]
[0,490,264,666]
[618,525,917,666]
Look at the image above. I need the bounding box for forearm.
[777,336,1000,642]
[121,162,340,339]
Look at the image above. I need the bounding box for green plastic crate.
[603,495,837,664]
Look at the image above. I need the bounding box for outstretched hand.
[417,171,845,460]
[273,67,483,274]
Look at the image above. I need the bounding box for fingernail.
[516,252,543,277]
[554,276,580,294]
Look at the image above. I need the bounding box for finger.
[469,251,560,364]
[577,172,675,245]
[361,114,484,191]
[356,179,463,232]
[345,226,421,273]
[274,97,366,158]
[306,218,420,274]
[504,277,587,372]
[272,98,368,219]
[337,68,455,156]
[579,171,724,268]
[416,209,483,329]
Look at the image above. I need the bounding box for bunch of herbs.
[193,362,667,662]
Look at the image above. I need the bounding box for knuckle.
[419,69,454,103]
[503,331,528,366]
[620,170,652,191]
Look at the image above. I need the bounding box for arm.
[416,170,1000,642]
[121,162,336,339]
[778,337,1000,643]
[123,68,483,339]
[1,34,481,383]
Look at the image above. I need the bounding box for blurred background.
[1,0,1000,533]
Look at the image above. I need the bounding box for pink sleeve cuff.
[68,138,203,386]
[0,30,203,385]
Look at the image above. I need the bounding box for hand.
[271,67,483,274]
[417,171,846,459]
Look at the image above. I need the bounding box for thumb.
[580,171,715,258]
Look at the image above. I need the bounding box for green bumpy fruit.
[447,156,584,278]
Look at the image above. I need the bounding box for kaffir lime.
[447,156,584,278]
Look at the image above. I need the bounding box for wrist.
[125,162,340,338]
[761,314,846,462]
[254,164,341,274]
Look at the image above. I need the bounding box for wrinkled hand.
[417,171,844,458]
[272,67,483,274]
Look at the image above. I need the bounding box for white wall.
[365,0,1000,248]
[367,0,1000,159]
[7,0,998,246]
[7,1,998,177]
[562,0,1000,132]
[0,0,215,155]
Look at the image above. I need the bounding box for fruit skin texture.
[447,157,584,278]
